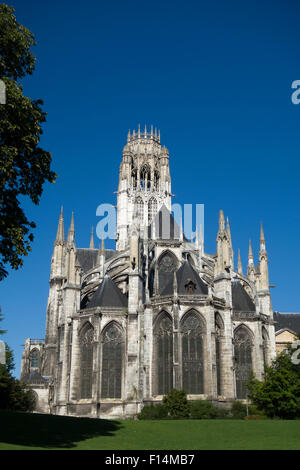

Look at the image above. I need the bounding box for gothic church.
[21,126,277,418]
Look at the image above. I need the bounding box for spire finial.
[218,210,225,232]
[248,239,254,264]
[127,129,130,142]
[260,222,266,250]
[101,236,105,253]
[173,270,178,298]
[238,248,243,274]
[56,206,65,242]
[90,226,95,249]
[67,211,75,243]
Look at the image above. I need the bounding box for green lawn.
[0,410,300,450]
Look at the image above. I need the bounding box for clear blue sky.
[1,0,300,377]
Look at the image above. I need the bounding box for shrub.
[190,400,216,419]
[138,403,168,420]
[230,401,247,419]
[190,400,230,419]
[247,351,300,419]
[162,389,190,419]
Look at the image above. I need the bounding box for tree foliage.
[0,4,56,280]
[247,345,300,419]
[162,389,191,419]
[0,343,35,411]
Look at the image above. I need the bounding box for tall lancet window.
[154,170,160,190]
[101,323,124,399]
[148,197,157,225]
[135,197,144,224]
[181,311,205,394]
[262,327,269,372]
[234,326,253,399]
[131,168,137,189]
[158,251,177,294]
[153,312,173,395]
[30,349,39,369]
[79,323,94,399]
[140,165,151,190]
[215,313,224,396]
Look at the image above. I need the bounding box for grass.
[0,410,300,450]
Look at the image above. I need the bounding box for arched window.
[135,197,144,223]
[154,170,160,190]
[153,312,173,395]
[234,326,253,399]
[158,251,177,294]
[131,168,137,189]
[30,349,39,369]
[262,327,269,371]
[148,197,157,225]
[181,311,205,394]
[215,313,224,396]
[79,324,94,399]
[140,165,151,190]
[101,323,124,399]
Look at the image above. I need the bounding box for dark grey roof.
[21,370,49,385]
[149,204,181,240]
[76,248,117,274]
[161,260,208,296]
[273,312,300,334]
[85,275,128,308]
[232,281,256,312]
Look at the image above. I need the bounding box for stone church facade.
[21,126,278,418]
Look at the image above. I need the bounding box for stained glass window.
[181,311,204,394]
[154,313,173,395]
[101,323,124,399]
[215,313,223,396]
[79,324,94,399]
[234,326,253,399]
[158,252,177,294]
[30,349,39,369]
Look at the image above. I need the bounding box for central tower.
[116,125,172,251]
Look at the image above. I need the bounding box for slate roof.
[273,312,300,334]
[149,204,182,240]
[76,248,116,274]
[231,281,256,312]
[21,370,49,385]
[85,275,128,309]
[161,260,208,296]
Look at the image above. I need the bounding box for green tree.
[0,343,35,411]
[247,344,300,419]
[0,3,56,280]
[162,389,191,419]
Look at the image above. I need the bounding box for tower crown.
[127,125,161,144]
